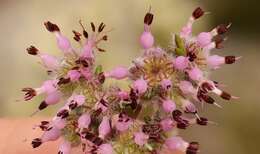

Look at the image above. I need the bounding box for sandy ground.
[0,117,184,154]
[0,117,60,154]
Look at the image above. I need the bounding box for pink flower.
[67,70,81,82]
[98,143,114,154]
[165,136,188,151]
[140,12,154,49]
[80,67,92,80]
[162,99,176,113]
[179,80,195,95]
[134,132,149,146]
[180,25,192,39]
[117,90,129,100]
[52,117,66,129]
[41,127,61,142]
[140,30,154,49]
[44,91,61,105]
[78,113,91,129]
[173,56,189,70]
[55,33,72,54]
[58,140,71,154]
[68,94,86,106]
[39,53,59,70]
[160,118,174,131]
[105,66,129,80]
[188,67,203,81]
[160,79,172,90]
[44,21,72,55]
[41,80,58,94]
[196,32,212,48]
[98,116,111,139]
[81,41,94,59]
[181,99,197,114]
[115,114,133,132]
[132,79,148,94]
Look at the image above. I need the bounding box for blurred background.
[0,0,259,154]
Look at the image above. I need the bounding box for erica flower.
[23,6,240,154]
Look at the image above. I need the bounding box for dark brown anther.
[98,72,105,84]
[172,110,182,119]
[186,142,199,154]
[192,7,204,19]
[100,98,108,107]
[202,95,215,104]
[196,117,208,126]
[201,82,214,93]
[97,48,106,52]
[81,59,89,67]
[31,138,42,148]
[144,12,154,25]
[187,52,197,62]
[57,77,70,85]
[26,45,39,55]
[217,23,231,35]
[214,35,225,49]
[57,109,69,119]
[69,103,77,110]
[90,22,96,32]
[72,30,81,42]
[102,35,108,41]
[98,22,106,33]
[177,121,189,129]
[38,101,48,110]
[142,124,162,139]
[44,21,60,32]
[225,56,236,64]
[220,91,231,100]
[22,87,37,101]
[92,137,103,146]
[83,30,88,39]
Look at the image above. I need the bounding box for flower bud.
[98,116,111,139]
[162,99,176,113]
[67,70,81,82]
[140,30,154,49]
[173,56,189,70]
[78,113,91,129]
[160,79,172,90]
[132,79,148,94]
[58,140,71,154]
[196,32,212,47]
[105,66,129,80]
[98,143,114,154]
[179,80,195,95]
[188,67,203,81]
[134,132,149,146]
[165,136,188,151]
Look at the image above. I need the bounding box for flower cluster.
[23,7,239,154]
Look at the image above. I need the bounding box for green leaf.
[95,65,103,75]
[175,34,187,56]
[175,48,186,56]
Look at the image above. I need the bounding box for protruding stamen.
[91,22,96,32]
[31,138,42,148]
[72,30,81,42]
[186,142,199,154]
[44,21,60,32]
[192,7,204,19]
[98,22,106,33]
[144,12,154,25]
[26,46,39,55]
[225,56,240,64]
[217,23,232,35]
[22,87,37,101]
